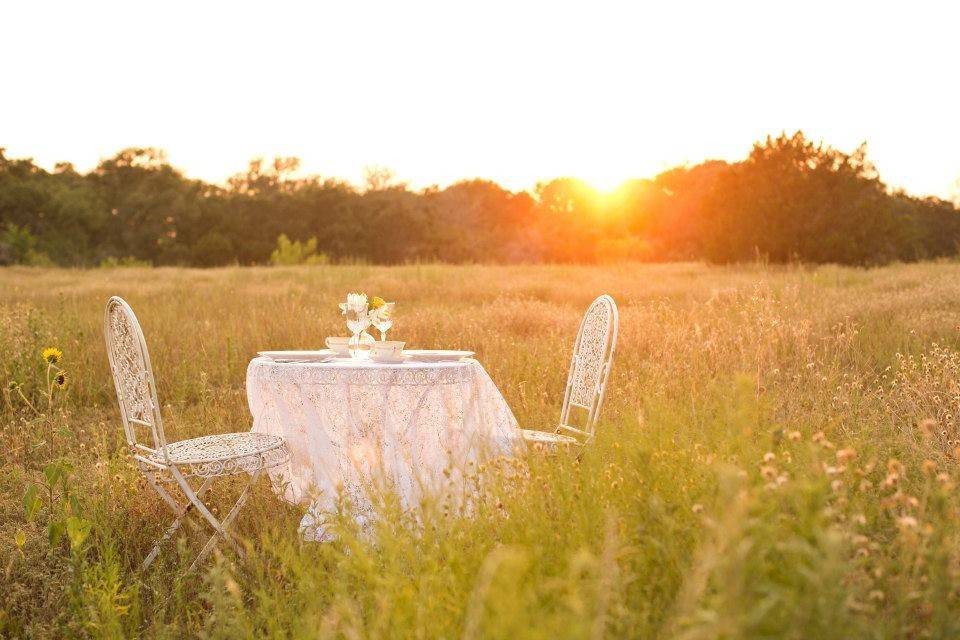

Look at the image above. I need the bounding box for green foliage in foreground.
[2,262,960,638]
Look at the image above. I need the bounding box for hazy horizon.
[3,0,959,199]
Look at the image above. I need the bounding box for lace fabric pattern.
[246,357,520,535]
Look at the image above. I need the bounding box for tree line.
[1,132,958,267]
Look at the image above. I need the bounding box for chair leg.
[142,476,214,571]
[150,476,206,535]
[186,468,262,574]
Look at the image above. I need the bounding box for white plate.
[370,354,408,364]
[258,350,338,362]
[402,349,475,362]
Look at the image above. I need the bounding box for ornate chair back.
[558,294,619,442]
[103,296,168,461]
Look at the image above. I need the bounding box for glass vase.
[347,327,375,359]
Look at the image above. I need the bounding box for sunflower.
[54,372,68,390]
[42,347,63,365]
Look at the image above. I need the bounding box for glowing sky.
[2,1,958,198]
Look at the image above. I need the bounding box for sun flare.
[582,173,629,194]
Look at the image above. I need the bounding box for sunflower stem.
[16,387,40,416]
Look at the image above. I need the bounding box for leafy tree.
[0,136,958,268]
[701,132,914,265]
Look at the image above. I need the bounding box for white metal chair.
[521,294,619,448]
[103,296,289,573]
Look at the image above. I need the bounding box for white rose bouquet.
[339,292,369,324]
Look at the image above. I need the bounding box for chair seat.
[519,429,579,446]
[148,432,289,477]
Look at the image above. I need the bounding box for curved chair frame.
[104,296,288,572]
[522,294,619,447]
[557,294,619,442]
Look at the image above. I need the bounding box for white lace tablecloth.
[246,356,520,536]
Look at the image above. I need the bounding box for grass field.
[3,262,960,639]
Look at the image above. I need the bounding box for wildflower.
[869,590,885,602]
[922,460,937,476]
[831,479,843,492]
[897,516,919,530]
[836,448,857,464]
[224,577,241,598]
[54,372,68,389]
[691,503,704,514]
[887,459,904,475]
[811,430,834,449]
[937,472,950,484]
[6,380,19,391]
[763,452,776,463]
[760,465,777,480]
[42,347,63,364]
[787,430,802,442]
[370,296,386,310]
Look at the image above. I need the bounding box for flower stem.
[16,387,40,416]
[46,363,54,411]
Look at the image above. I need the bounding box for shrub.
[269,234,330,266]
[0,223,53,266]
[98,256,152,268]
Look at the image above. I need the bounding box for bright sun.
[582,173,630,196]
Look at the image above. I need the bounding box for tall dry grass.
[2,261,960,638]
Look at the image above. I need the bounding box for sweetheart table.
[246,356,520,538]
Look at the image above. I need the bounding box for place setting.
[256,292,475,365]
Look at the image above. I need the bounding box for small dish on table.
[324,337,351,355]
[402,349,475,362]
[257,350,339,363]
[370,341,406,363]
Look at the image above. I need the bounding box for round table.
[246,356,520,538]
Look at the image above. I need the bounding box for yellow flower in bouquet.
[370,296,386,310]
